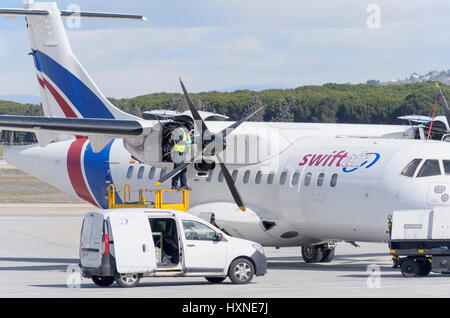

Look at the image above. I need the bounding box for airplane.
[2,1,450,263]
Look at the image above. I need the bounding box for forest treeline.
[1,82,448,144]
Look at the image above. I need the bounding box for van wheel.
[115,273,140,288]
[92,276,114,287]
[228,258,255,284]
[205,277,226,284]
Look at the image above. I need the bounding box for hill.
[1,82,449,144]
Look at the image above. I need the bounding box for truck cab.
[80,208,266,287]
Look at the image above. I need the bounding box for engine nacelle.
[124,120,211,173]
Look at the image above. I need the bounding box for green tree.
[243,95,265,121]
[270,95,295,122]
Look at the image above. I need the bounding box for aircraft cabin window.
[232,170,238,182]
[160,169,167,179]
[243,170,250,184]
[317,173,325,187]
[218,171,224,182]
[137,166,145,179]
[417,159,441,178]
[304,172,312,186]
[330,173,338,187]
[280,171,287,185]
[401,159,422,177]
[267,172,275,185]
[291,172,300,186]
[255,171,262,184]
[126,166,134,179]
[443,160,450,175]
[148,167,156,179]
[206,171,213,182]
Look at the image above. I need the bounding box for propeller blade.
[155,162,191,187]
[179,77,210,135]
[155,151,204,186]
[217,156,245,212]
[219,104,266,139]
[436,82,450,129]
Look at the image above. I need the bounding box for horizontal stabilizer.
[0,116,144,136]
[0,8,146,21]
[60,11,147,21]
[0,8,49,16]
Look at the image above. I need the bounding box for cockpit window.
[401,159,422,177]
[443,160,450,175]
[417,159,441,178]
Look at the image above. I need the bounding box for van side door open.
[108,214,157,274]
[181,219,227,274]
[80,212,104,268]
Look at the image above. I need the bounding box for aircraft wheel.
[301,245,324,263]
[320,247,335,263]
[400,258,419,277]
[92,275,114,287]
[417,259,432,276]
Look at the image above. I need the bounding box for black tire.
[228,258,255,284]
[400,258,419,277]
[417,259,432,276]
[92,275,115,287]
[302,245,324,263]
[320,248,335,263]
[114,273,141,288]
[205,277,226,284]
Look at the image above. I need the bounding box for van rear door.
[80,212,104,268]
[108,213,157,274]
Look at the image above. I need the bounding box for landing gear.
[400,257,432,277]
[301,244,336,263]
[320,247,335,263]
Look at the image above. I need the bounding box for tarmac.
[0,204,449,298]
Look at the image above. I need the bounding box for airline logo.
[299,150,380,173]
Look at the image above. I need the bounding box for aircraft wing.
[0,115,147,151]
[397,115,432,124]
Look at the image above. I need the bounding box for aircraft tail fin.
[0,2,146,119]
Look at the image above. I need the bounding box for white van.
[79,208,266,287]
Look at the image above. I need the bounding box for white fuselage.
[5,121,448,247]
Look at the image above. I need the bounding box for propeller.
[155,77,266,211]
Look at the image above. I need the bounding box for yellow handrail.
[107,184,189,212]
[123,184,131,202]
[107,184,115,209]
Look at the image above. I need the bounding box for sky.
[0,0,449,100]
